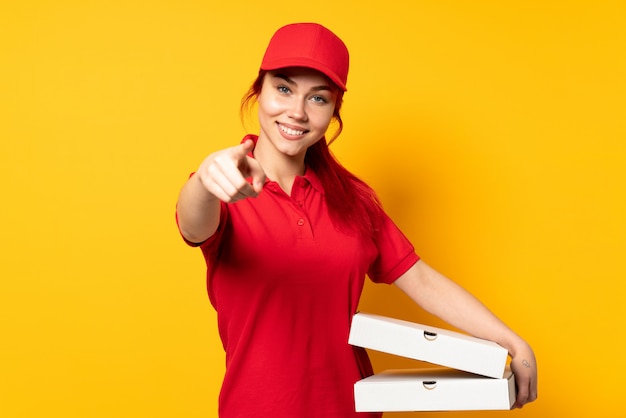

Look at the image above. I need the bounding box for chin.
[277,143,308,158]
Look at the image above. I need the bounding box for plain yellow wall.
[1,1,625,417]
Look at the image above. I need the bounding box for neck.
[253,137,306,195]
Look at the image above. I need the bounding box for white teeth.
[280,124,304,136]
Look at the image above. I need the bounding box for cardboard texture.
[348,312,508,378]
[354,367,516,412]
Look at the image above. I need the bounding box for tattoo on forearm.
[522,359,531,368]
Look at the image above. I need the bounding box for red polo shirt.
[181,136,419,417]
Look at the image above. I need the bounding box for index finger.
[513,375,530,408]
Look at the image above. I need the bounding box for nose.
[287,98,308,122]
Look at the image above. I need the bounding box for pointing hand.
[197,139,266,203]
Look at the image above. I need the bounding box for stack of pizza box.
[348,312,516,412]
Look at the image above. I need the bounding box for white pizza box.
[354,367,516,412]
[348,312,508,378]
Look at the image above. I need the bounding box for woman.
[176,22,537,417]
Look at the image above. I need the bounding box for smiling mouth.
[278,123,308,136]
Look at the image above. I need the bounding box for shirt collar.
[301,166,324,194]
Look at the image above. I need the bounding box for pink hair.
[241,70,383,237]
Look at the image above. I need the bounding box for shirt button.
[297,218,305,226]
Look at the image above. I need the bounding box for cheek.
[310,108,335,130]
[258,95,285,117]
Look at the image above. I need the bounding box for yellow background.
[1,1,625,417]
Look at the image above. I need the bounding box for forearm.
[394,260,525,355]
[176,173,221,243]
[395,260,538,407]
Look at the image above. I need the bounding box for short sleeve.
[367,212,420,284]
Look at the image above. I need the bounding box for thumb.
[234,139,266,193]
[234,138,255,159]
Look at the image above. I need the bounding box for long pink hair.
[241,70,383,238]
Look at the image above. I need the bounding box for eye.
[277,85,291,94]
[310,95,329,104]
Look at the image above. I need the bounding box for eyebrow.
[273,73,332,92]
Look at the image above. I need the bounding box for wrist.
[504,336,531,359]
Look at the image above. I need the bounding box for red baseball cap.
[260,23,349,91]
